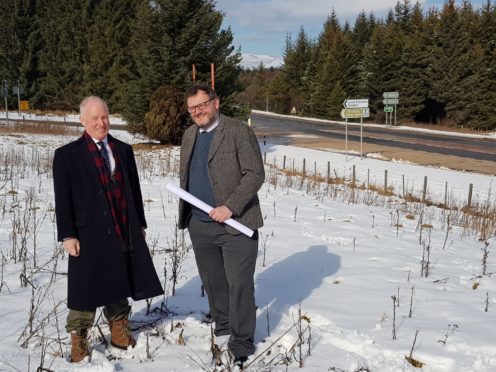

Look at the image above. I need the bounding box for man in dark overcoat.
[53,96,163,363]
[178,82,265,369]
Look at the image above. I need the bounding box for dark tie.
[97,141,111,176]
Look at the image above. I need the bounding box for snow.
[0,111,127,125]
[0,120,495,371]
[240,54,284,69]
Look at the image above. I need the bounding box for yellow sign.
[20,100,29,111]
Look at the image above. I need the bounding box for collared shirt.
[199,118,219,133]
[92,136,116,174]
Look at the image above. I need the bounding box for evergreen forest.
[237,0,496,130]
[0,0,242,143]
[1,0,495,136]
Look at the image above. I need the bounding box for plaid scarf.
[83,131,128,241]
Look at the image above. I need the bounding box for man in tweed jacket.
[178,82,264,367]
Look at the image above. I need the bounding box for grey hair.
[79,96,109,116]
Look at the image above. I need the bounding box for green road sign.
[383,98,399,105]
[383,91,399,99]
[384,106,393,113]
[340,108,370,119]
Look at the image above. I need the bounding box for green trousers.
[66,298,130,334]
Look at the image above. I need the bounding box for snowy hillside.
[240,53,283,69]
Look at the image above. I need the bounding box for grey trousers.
[188,216,258,357]
[65,298,131,334]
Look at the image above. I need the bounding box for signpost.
[383,91,399,99]
[2,80,8,123]
[383,92,399,126]
[340,107,370,118]
[382,98,399,105]
[343,99,369,108]
[13,80,24,116]
[341,99,370,160]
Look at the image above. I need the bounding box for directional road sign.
[383,98,399,105]
[383,91,399,99]
[384,106,393,113]
[13,86,24,95]
[343,99,369,108]
[340,108,370,119]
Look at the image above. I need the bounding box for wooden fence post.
[444,182,448,206]
[467,183,473,209]
[384,170,388,193]
[422,176,428,202]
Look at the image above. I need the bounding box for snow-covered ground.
[0,122,495,371]
[0,111,127,125]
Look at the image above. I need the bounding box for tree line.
[237,0,496,130]
[0,0,242,143]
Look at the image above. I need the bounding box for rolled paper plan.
[166,183,254,238]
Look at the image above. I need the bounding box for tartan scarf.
[83,131,128,241]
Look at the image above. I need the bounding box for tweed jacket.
[178,114,265,234]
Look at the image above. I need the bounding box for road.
[250,112,496,175]
[3,113,495,174]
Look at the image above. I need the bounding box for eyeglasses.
[187,97,214,113]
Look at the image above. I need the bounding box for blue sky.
[215,0,460,56]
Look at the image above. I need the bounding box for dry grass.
[264,158,496,238]
[0,120,78,136]
[398,119,493,135]
[132,143,173,151]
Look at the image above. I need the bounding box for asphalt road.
[250,112,496,163]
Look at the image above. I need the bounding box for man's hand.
[209,205,233,223]
[63,238,80,257]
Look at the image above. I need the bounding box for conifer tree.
[278,26,312,113]
[122,0,241,131]
[0,0,37,106]
[33,0,89,109]
[143,85,189,144]
[82,0,139,113]
[396,2,431,121]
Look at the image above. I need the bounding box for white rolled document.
[166,183,254,238]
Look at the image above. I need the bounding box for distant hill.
[240,54,283,69]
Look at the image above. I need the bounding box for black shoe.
[233,356,248,369]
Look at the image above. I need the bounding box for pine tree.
[33,0,89,109]
[308,10,351,118]
[82,0,139,113]
[0,0,37,107]
[143,85,189,144]
[122,0,241,130]
[278,26,312,113]
[396,2,431,121]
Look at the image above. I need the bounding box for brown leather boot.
[109,319,136,350]
[70,329,90,363]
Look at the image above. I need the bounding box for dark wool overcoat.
[53,134,163,311]
[178,114,265,234]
